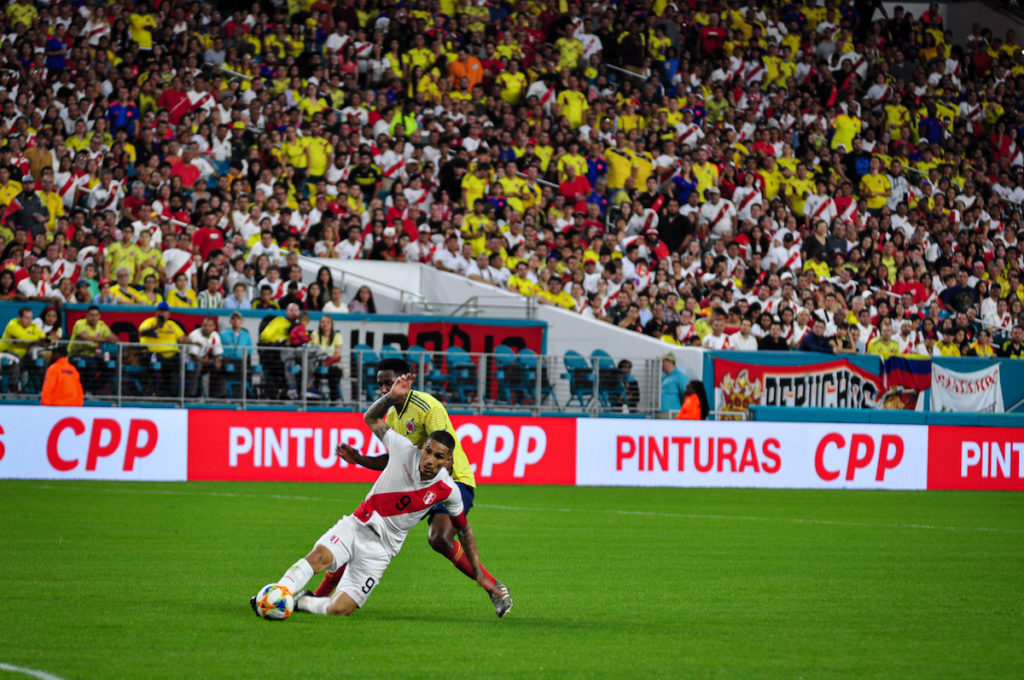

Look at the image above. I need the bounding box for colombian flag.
[882,356,932,391]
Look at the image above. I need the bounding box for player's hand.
[336,443,360,465]
[388,372,413,402]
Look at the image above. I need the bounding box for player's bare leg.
[429,513,513,617]
[296,589,358,616]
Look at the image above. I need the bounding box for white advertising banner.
[575,420,929,489]
[0,406,188,481]
[930,364,1004,413]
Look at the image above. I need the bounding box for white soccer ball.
[255,583,295,621]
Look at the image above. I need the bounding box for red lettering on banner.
[610,435,781,476]
[739,439,760,472]
[815,433,844,481]
[695,437,713,472]
[927,426,1024,491]
[717,437,737,472]
[0,424,5,461]
[876,435,903,481]
[616,436,635,471]
[47,417,84,471]
[125,420,158,471]
[649,437,669,472]
[815,432,905,482]
[86,418,122,471]
[761,439,781,473]
[846,433,874,481]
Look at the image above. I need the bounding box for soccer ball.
[255,583,295,621]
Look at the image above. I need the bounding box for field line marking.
[0,662,68,680]
[6,482,1024,535]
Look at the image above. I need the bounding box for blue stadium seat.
[561,350,595,408]
[444,346,477,403]
[352,344,379,401]
[591,349,625,407]
[406,345,446,398]
[518,349,557,406]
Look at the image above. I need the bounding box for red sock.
[446,540,496,590]
[314,565,346,597]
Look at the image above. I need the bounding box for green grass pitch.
[1,480,1022,679]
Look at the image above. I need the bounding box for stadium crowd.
[2,0,1024,385]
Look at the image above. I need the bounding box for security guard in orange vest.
[41,346,84,406]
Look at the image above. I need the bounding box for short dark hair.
[426,430,456,453]
[377,357,411,375]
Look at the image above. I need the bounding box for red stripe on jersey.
[353,479,453,523]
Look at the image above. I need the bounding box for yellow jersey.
[1,318,45,357]
[386,390,475,487]
[859,173,891,210]
[106,242,141,279]
[138,317,184,357]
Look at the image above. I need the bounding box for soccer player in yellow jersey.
[859,158,892,211]
[320,358,505,612]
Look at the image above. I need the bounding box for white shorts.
[315,515,391,608]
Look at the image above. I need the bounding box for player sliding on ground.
[315,357,512,617]
[252,373,513,618]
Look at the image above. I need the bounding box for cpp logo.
[814,432,905,482]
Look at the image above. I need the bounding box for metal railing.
[0,340,666,416]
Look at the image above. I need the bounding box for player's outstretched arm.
[363,392,395,441]
[336,443,389,471]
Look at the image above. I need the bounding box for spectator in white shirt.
[322,286,348,313]
[186,317,224,398]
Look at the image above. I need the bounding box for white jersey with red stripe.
[351,429,464,557]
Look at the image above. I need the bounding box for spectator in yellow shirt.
[867,319,900,358]
[0,306,47,391]
[859,158,892,212]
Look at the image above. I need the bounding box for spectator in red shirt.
[169,146,202,189]
[193,212,225,260]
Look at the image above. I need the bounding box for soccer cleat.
[249,595,261,617]
[293,589,312,611]
[489,581,513,618]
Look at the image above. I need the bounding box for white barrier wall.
[300,258,704,379]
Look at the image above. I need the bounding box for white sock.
[278,559,314,593]
[297,595,330,615]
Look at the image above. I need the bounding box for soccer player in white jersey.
[253,374,513,618]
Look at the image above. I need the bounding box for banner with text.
[0,406,187,480]
[186,410,575,485]
[927,425,1024,490]
[930,364,1005,413]
[575,419,928,489]
[713,357,924,416]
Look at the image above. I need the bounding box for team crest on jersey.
[422,491,437,505]
[405,420,415,434]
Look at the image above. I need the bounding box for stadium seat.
[492,344,527,404]
[444,346,477,403]
[561,350,595,408]
[406,345,447,398]
[352,344,379,401]
[518,349,558,407]
[591,349,626,407]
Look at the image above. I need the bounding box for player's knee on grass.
[327,592,358,616]
[305,544,335,573]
